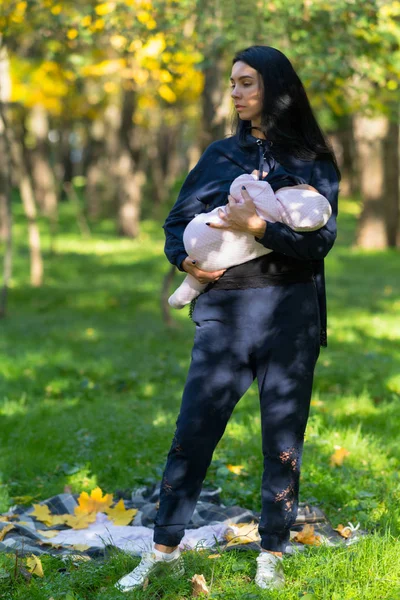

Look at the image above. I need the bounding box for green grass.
[0,197,399,599]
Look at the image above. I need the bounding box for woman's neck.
[250,122,266,140]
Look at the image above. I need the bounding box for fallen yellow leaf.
[293,524,321,546]
[26,555,44,577]
[31,504,53,526]
[31,504,67,527]
[226,464,245,475]
[330,446,350,467]
[225,521,260,546]
[105,499,138,526]
[334,524,352,539]
[191,573,210,596]
[38,530,59,539]
[72,544,90,551]
[207,553,221,559]
[75,487,113,516]
[0,524,14,541]
[64,512,97,530]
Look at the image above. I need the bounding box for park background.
[0,0,399,598]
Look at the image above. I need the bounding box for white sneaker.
[115,548,185,592]
[255,551,285,590]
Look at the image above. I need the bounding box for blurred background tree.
[0,0,399,304]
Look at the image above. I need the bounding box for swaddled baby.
[168,169,332,309]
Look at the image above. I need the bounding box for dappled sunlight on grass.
[0,394,28,417]
[1,199,399,570]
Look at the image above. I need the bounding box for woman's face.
[230,61,263,124]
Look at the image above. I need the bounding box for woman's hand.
[181,257,226,284]
[207,188,266,237]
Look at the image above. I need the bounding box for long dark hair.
[232,45,341,180]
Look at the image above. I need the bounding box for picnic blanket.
[0,483,365,558]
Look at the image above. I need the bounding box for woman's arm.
[163,143,227,271]
[254,158,339,261]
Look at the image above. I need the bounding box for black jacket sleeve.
[162,143,227,271]
[254,158,339,260]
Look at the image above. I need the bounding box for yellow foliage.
[81,59,126,77]
[137,10,151,24]
[10,1,27,22]
[159,70,172,83]
[110,35,128,50]
[91,18,106,31]
[16,1,27,12]
[51,4,62,15]
[11,56,70,115]
[158,84,176,103]
[128,40,143,52]
[104,81,118,93]
[67,29,78,40]
[81,15,92,27]
[140,35,166,58]
[95,2,116,15]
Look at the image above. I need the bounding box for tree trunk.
[0,43,13,317]
[11,115,43,286]
[105,87,144,237]
[382,117,399,247]
[149,121,181,207]
[59,125,74,201]
[85,118,110,219]
[355,114,389,249]
[334,114,359,197]
[28,104,58,253]
[200,45,229,151]
[29,104,58,219]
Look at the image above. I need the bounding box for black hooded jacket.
[163,131,339,347]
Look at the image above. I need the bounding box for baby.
[168,169,332,309]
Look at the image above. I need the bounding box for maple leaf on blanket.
[334,524,353,539]
[0,524,15,541]
[38,530,60,539]
[224,521,260,546]
[64,487,114,529]
[292,524,322,546]
[64,511,97,530]
[31,504,68,527]
[74,487,113,515]
[105,499,138,526]
[31,487,136,531]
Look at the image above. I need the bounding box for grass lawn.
[0,197,399,599]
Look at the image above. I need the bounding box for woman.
[116,45,340,593]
